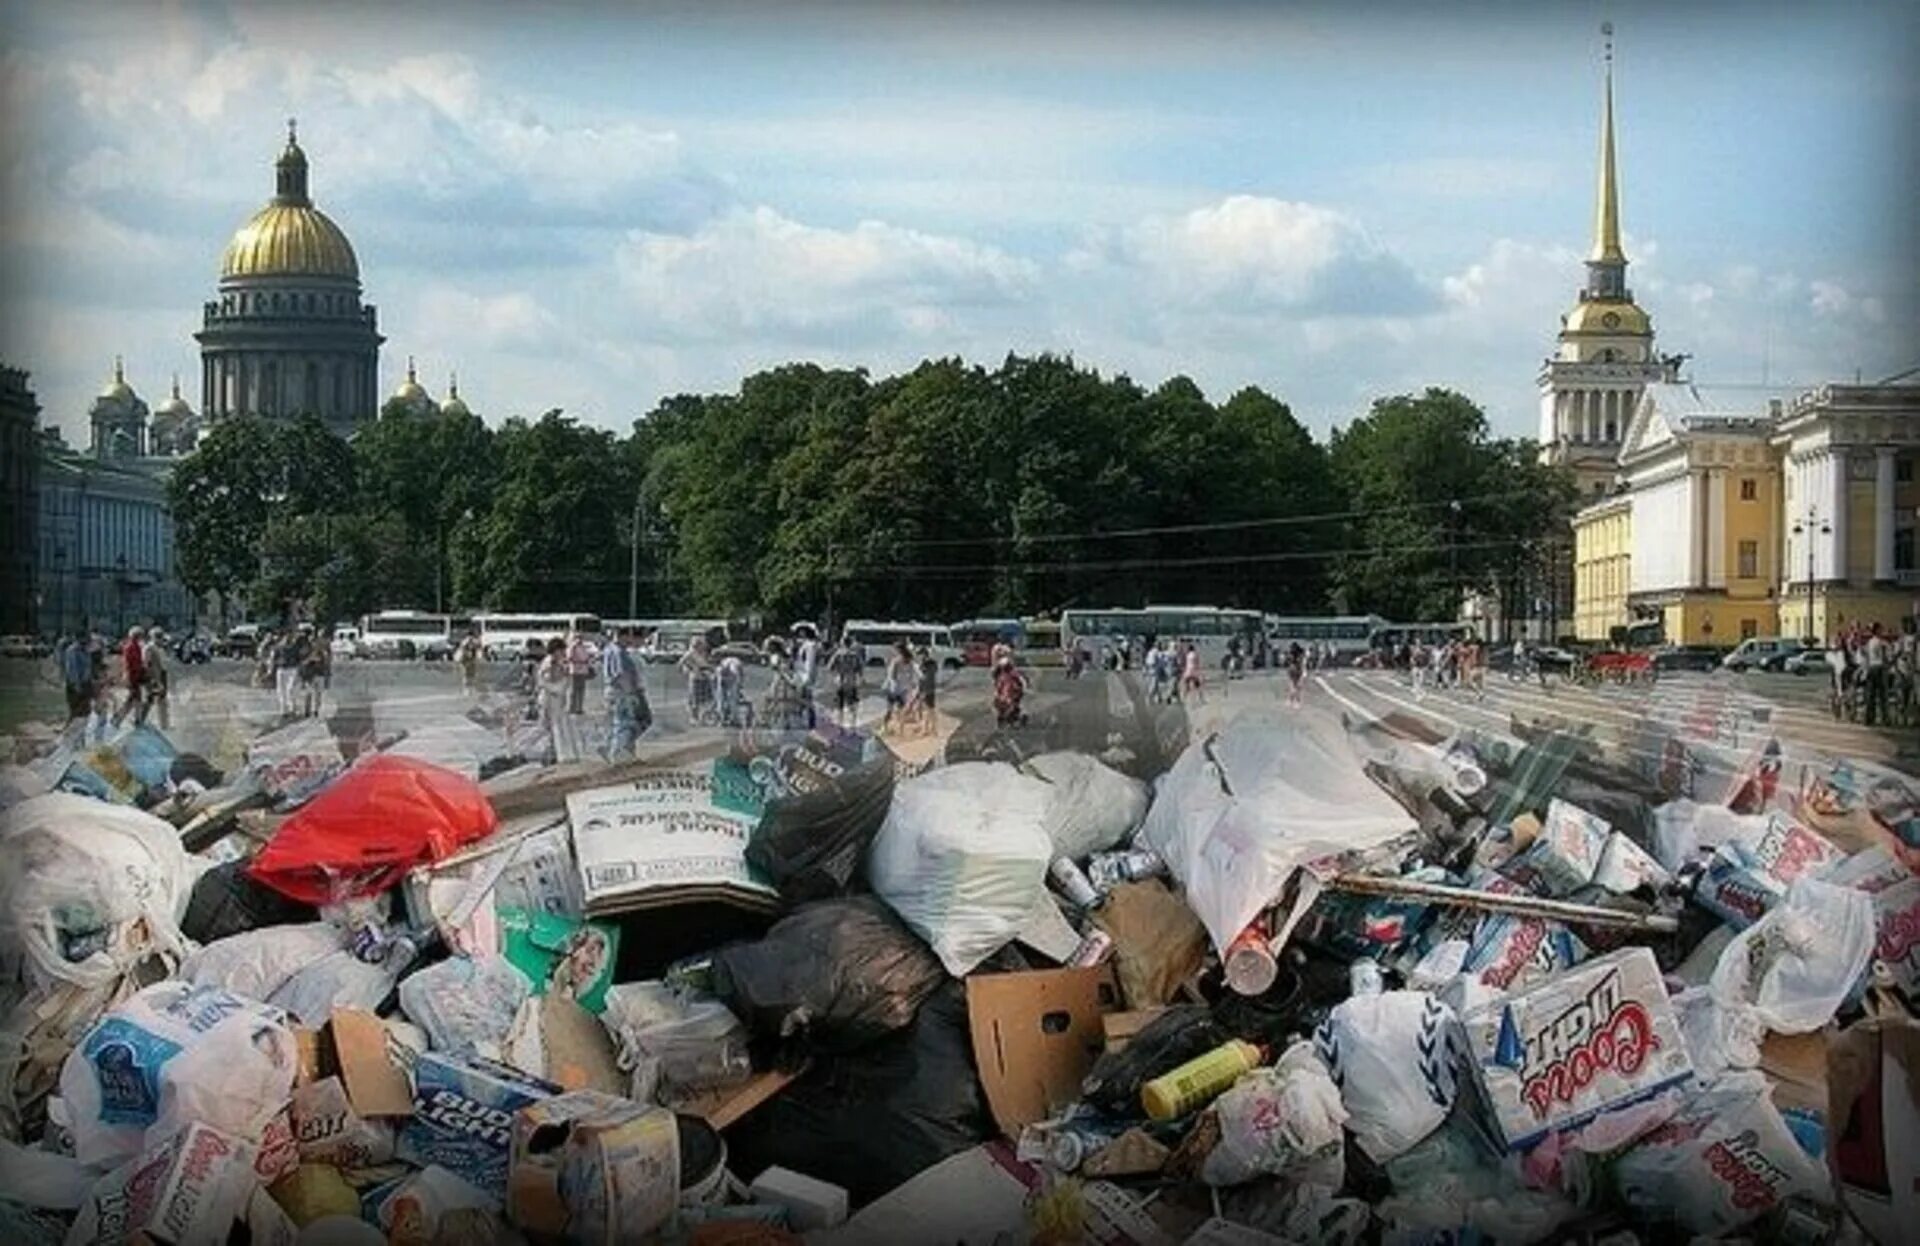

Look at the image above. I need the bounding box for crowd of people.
[252,623,332,719]
[1825,619,1919,726]
[1384,635,1489,701]
[53,625,173,740]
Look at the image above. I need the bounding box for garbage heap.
[0,688,1916,1245]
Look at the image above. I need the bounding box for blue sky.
[3,1,1915,447]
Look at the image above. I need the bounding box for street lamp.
[1791,506,1831,646]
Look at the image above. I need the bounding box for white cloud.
[614,206,1036,343]
[1074,195,1439,319]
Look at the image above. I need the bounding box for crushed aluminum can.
[1087,849,1168,892]
[350,922,390,964]
[1049,857,1101,909]
[1068,929,1115,968]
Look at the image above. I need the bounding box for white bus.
[843,619,963,669]
[358,610,466,659]
[607,618,730,662]
[1368,620,1477,653]
[1060,605,1262,666]
[1264,614,1387,662]
[474,612,602,660]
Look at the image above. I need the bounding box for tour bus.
[1264,614,1388,663]
[474,612,602,660]
[358,610,467,660]
[1367,620,1478,653]
[843,619,963,669]
[1060,605,1263,667]
[606,618,731,662]
[951,617,1066,668]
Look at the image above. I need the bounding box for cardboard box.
[1827,1010,1920,1243]
[747,1165,849,1230]
[1502,799,1608,896]
[566,772,779,916]
[404,815,584,940]
[72,1121,259,1246]
[397,1052,560,1196]
[667,1066,803,1130]
[498,908,619,1015]
[1100,1010,1166,1055]
[291,1008,413,1170]
[1461,946,1693,1150]
[1697,814,1844,929]
[967,967,1117,1136]
[508,1091,679,1244]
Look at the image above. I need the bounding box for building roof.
[220,123,360,281]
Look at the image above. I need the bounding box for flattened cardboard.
[295,1009,413,1117]
[967,967,1115,1137]
[1101,1009,1166,1054]
[1827,1011,1920,1244]
[667,1066,803,1130]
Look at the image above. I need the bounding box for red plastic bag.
[247,754,499,904]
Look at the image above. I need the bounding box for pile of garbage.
[1,684,1916,1245]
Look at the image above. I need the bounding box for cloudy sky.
[3,1,1916,448]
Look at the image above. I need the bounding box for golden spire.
[113,354,124,384]
[448,370,458,398]
[287,116,297,148]
[1591,22,1625,264]
[407,355,417,383]
[171,373,180,399]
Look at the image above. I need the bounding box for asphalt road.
[4,653,1912,781]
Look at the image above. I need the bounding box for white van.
[842,620,963,669]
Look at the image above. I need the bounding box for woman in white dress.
[537,638,584,763]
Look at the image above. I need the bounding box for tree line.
[167,353,1576,630]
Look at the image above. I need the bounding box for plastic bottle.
[1140,1039,1264,1121]
[1349,958,1384,997]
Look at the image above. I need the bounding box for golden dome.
[1564,298,1650,336]
[390,356,432,405]
[220,121,359,281]
[154,376,193,419]
[440,373,471,417]
[221,204,359,280]
[97,356,135,401]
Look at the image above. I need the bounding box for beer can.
[1111,848,1167,881]
[1048,857,1101,909]
[349,922,389,964]
[1067,929,1114,968]
[1223,925,1278,996]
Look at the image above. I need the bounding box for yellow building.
[1571,496,1631,641]
[1569,381,1920,645]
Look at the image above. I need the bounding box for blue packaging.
[396,1052,559,1196]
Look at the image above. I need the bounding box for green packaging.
[498,907,620,1015]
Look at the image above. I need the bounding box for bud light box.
[397,1052,560,1195]
[1460,946,1693,1150]
[1871,875,1920,997]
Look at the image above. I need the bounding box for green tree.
[470,412,633,612]
[167,416,282,604]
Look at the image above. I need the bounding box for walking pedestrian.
[59,633,92,723]
[679,637,715,725]
[565,631,594,715]
[274,625,309,716]
[539,638,585,763]
[457,629,482,696]
[883,637,913,733]
[993,655,1027,727]
[1410,641,1429,697]
[1865,623,1892,726]
[830,633,864,727]
[111,626,149,727]
[790,623,821,729]
[718,650,748,728]
[916,644,940,733]
[141,629,171,730]
[1147,641,1172,704]
[1180,640,1204,704]
[299,631,328,718]
[602,626,652,759]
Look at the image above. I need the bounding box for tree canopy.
[168,356,1572,632]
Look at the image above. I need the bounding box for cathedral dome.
[154,376,193,419]
[389,357,434,409]
[219,122,360,281]
[95,357,139,404]
[439,374,471,417]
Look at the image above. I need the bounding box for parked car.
[216,624,261,659]
[330,626,363,659]
[0,634,51,658]
[1722,636,1801,672]
[713,640,765,666]
[1650,644,1722,673]
[172,632,214,665]
[1783,647,1831,676]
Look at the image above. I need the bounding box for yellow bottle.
[1140,1039,1264,1121]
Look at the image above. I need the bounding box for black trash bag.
[724,979,992,1208]
[168,753,224,789]
[709,896,946,1053]
[744,750,896,904]
[1079,1004,1230,1118]
[180,859,318,944]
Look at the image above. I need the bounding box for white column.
[1875,448,1896,582]
[1707,469,1727,587]
[1689,470,1708,586]
[1583,392,1595,443]
[1827,450,1849,583]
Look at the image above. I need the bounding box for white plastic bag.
[398,954,532,1058]
[1203,1041,1348,1186]
[1021,752,1149,861]
[1650,799,1772,873]
[180,924,346,1002]
[270,948,414,1028]
[1138,711,1417,954]
[1614,1071,1830,1235]
[1313,988,1463,1163]
[0,793,197,991]
[866,762,1053,976]
[598,982,752,1102]
[57,980,298,1167]
[1710,875,1874,1036]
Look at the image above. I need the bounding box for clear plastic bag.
[1021,751,1149,861]
[398,954,533,1059]
[1710,875,1874,1036]
[1313,988,1464,1163]
[179,924,346,1002]
[598,981,751,1102]
[1203,1041,1348,1187]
